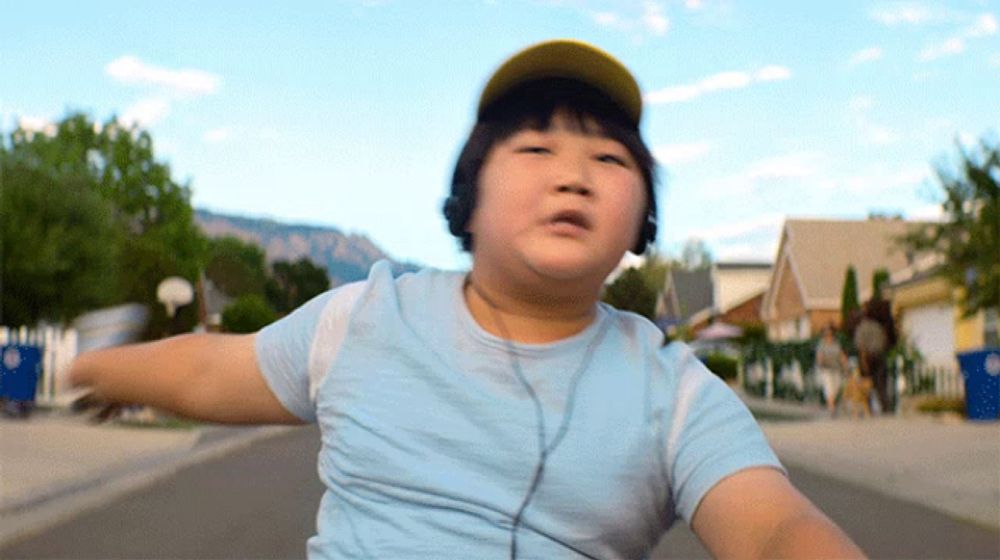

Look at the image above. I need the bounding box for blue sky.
[4,1,999,270]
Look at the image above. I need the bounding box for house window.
[985,307,999,347]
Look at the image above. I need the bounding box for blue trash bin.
[957,348,1000,421]
[1,344,43,402]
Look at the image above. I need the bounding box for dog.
[841,370,873,419]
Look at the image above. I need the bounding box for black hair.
[443,77,658,254]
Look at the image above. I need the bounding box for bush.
[916,396,966,415]
[701,353,738,381]
[221,294,277,333]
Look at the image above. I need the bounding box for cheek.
[610,179,647,226]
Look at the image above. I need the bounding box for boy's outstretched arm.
[691,467,865,559]
[69,333,303,425]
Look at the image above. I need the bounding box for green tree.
[2,112,207,334]
[679,238,713,271]
[638,250,669,295]
[222,294,277,333]
[903,137,1000,317]
[266,258,331,315]
[871,268,890,300]
[205,236,269,299]
[603,267,656,320]
[0,160,123,325]
[840,266,860,328]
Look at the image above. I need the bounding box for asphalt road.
[3,425,998,559]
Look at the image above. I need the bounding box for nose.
[556,183,592,196]
[552,152,593,197]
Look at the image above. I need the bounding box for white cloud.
[202,127,231,143]
[907,203,946,221]
[847,97,902,145]
[700,71,752,91]
[836,165,932,194]
[743,152,819,181]
[861,122,902,145]
[645,84,701,104]
[684,0,703,10]
[593,11,620,26]
[589,1,669,37]
[105,55,221,96]
[705,151,824,200]
[966,13,998,37]
[755,65,792,82]
[714,239,781,263]
[645,65,790,105]
[17,115,56,136]
[910,12,995,63]
[120,97,170,127]
[687,213,785,243]
[870,3,934,26]
[849,47,884,66]
[653,141,711,165]
[848,95,874,111]
[919,37,966,61]
[642,0,670,35]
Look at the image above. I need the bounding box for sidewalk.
[0,409,294,547]
[739,391,1000,531]
[1,396,998,549]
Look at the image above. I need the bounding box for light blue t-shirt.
[256,261,783,559]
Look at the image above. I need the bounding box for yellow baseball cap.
[477,39,642,127]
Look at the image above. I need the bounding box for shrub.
[221,294,277,333]
[701,353,738,381]
[916,396,966,415]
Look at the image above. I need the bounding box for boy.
[71,39,863,559]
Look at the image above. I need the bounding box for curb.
[0,423,297,549]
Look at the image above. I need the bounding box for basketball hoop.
[157,277,194,318]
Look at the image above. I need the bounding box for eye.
[516,146,551,155]
[596,153,630,167]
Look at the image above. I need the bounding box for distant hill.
[194,209,420,287]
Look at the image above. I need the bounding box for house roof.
[715,261,772,270]
[764,218,923,313]
[662,261,772,324]
[663,268,713,322]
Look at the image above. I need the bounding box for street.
[2,425,998,559]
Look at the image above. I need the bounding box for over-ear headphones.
[635,214,657,255]
[443,195,465,237]
[443,192,657,255]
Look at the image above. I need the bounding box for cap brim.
[477,39,642,127]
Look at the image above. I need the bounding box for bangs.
[478,77,641,149]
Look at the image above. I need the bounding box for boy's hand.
[70,390,127,423]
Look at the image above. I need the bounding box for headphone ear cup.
[443,195,464,236]
[632,216,657,255]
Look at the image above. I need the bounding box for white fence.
[0,325,78,404]
[897,358,964,399]
[1,304,150,406]
[742,356,966,404]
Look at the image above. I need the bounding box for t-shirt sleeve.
[254,282,364,423]
[254,292,333,423]
[660,343,785,524]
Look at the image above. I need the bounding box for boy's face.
[468,111,646,285]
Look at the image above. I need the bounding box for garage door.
[902,303,955,368]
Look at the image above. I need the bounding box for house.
[890,254,1000,367]
[658,262,772,336]
[760,218,921,341]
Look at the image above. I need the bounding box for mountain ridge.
[194,208,420,287]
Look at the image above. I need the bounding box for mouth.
[548,210,592,232]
